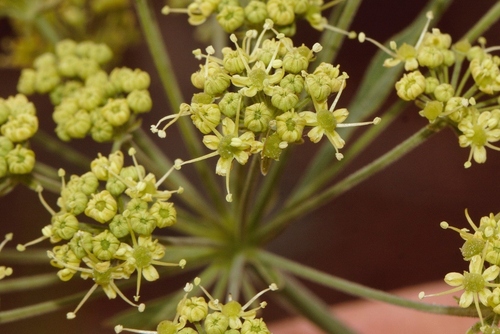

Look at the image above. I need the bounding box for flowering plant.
[1,0,500,333]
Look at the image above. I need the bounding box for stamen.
[67,283,99,319]
[358,32,397,58]
[36,185,56,216]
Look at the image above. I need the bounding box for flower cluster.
[0,0,139,68]
[161,0,348,36]
[17,39,152,142]
[17,148,185,319]
[362,12,500,168]
[0,94,38,186]
[115,277,277,334]
[152,20,379,201]
[420,210,500,331]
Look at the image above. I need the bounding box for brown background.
[1,0,500,333]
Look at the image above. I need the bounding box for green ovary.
[463,272,485,292]
[218,135,237,159]
[472,125,487,146]
[133,246,152,268]
[316,110,337,133]
[222,300,242,317]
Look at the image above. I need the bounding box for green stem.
[31,161,61,193]
[461,1,500,42]
[0,273,58,294]
[33,130,91,172]
[277,274,357,334]
[315,0,363,65]
[34,15,60,44]
[258,250,480,317]
[256,121,446,242]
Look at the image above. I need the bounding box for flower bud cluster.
[2,0,138,68]
[17,148,184,318]
[115,278,277,334]
[0,94,38,179]
[162,0,339,36]
[377,12,500,168]
[152,21,378,201]
[17,39,153,142]
[420,210,500,332]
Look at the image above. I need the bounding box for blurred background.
[1,0,500,333]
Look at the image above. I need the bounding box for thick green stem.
[33,130,91,172]
[461,1,500,42]
[256,122,446,242]
[278,274,357,334]
[258,251,481,318]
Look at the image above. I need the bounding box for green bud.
[1,113,38,143]
[244,102,273,132]
[64,109,92,139]
[245,1,268,25]
[122,69,151,93]
[106,175,127,197]
[35,67,61,94]
[434,83,454,102]
[77,86,105,111]
[88,43,113,65]
[424,76,439,95]
[222,48,248,74]
[101,98,130,126]
[0,136,14,156]
[6,145,35,174]
[217,5,245,32]
[150,201,177,228]
[84,190,118,223]
[241,318,270,334]
[17,69,37,95]
[33,53,57,70]
[218,92,241,118]
[280,74,304,94]
[49,81,83,105]
[92,230,120,261]
[69,231,93,259]
[127,89,152,113]
[78,172,99,195]
[276,111,305,142]
[77,58,100,80]
[267,0,295,26]
[61,190,89,215]
[204,67,231,96]
[127,198,149,213]
[395,70,426,101]
[109,214,130,238]
[58,55,82,78]
[90,113,114,142]
[180,296,209,322]
[270,86,298,111]
[52,212,79,240]
[191,103,221,134]
[205,312,229,334]
[417,46,444,68]
[129,211,156,235]
[305,73,332,102]
[55,39,78,58]
[283,50,309,74]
